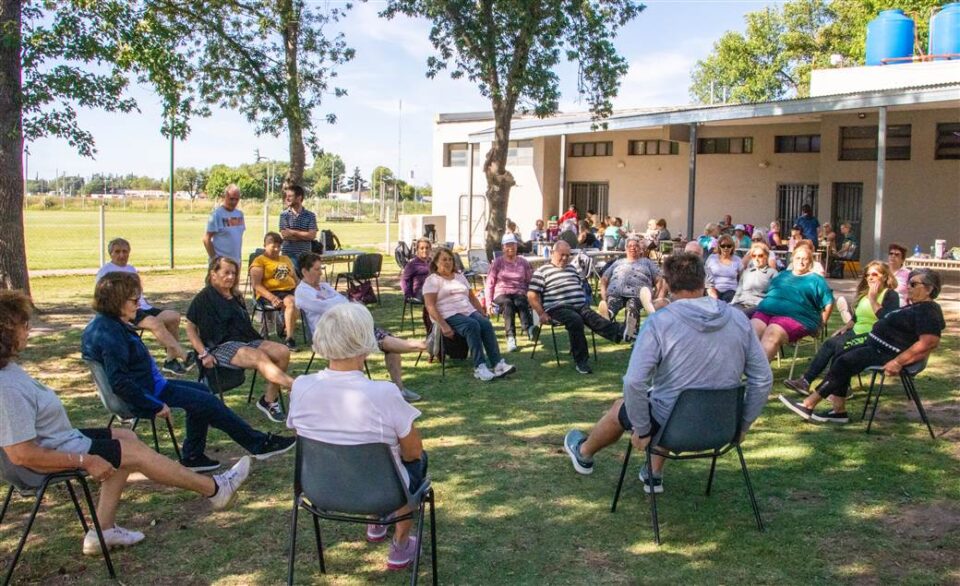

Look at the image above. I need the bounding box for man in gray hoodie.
[564,252,772,493]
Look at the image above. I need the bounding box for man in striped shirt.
[527,241,625,374]
[279,184,318,272]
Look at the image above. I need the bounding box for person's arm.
[3,442,115,481]
[599,274,610,301]
[483,260,499,310]
[883,334,940,376]
[622,321,660,439]
[705,258,719,299]
[184,319,217,369]
[398,424,423,462]
[876,288,899,318]
[202,231,216,258]
[423,292,453,338]
[400,263,415,297]
[286,213,318,241]
[97,335,164,416]
[467,288,486,316]
[250,264,278,308]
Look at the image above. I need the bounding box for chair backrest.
[353,253,383,279]
[321,229,342,251]
[394,241,412,269]
[295,437,409,516]
[467,249,490,273]
[559,231,579,249]
[654,386,745,453]
[659,240,675,255]
[452,252,468,274]
[905,357,928,376]
[84,359,138,420]
[0,450,45,492]
[199,364,246,393]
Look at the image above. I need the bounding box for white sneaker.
[639,287,656,315]
[836,296,852,323]
[506,336,518,352]
[493,359,516,378]
[473,364,496,381]
[82,525,145,555]
[209,456,252,511]
[623,311,638,342]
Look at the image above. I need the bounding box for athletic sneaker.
[474,364,496,381]
[784,377,811,396]
[252,433,296,460]
[367,523,388,542]
[180,454,221,473]
[506,336,518,352]
[82,525,145,555]
[162,358,187,376]
[257,395,286,424]
[836,295,852,323]
[811,410,849,424]
[493,359,516,378]
[597,300,610,320]
[386,536,419,571]
[778,395,813,420]
[563,430,593,475]
[400,387,422,402]
[639,465,664,494]
[622,312,638,342]
[209,456,252,511]
[575,361,593,375]
[284,337,298,351]
[639,287,656,315]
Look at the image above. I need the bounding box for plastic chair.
[286,438,437,585]
[467,249,490,275]
[335,253,383,306]
[247,249,282,338]
[401,296,426,335]
[528,300,598,366]
[861,358,935,439]
[414,323,468,378]
[0,452,116,585]
[610,386,764,545]
[84,359,181,460]
[395,241,413,269]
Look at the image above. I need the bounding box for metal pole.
[385,205,391,253]
[874,106,887,261]
[395,99,401,222]
[169,114,175,268]
[263,163,269,236]
[99,199,106,266]
[558,135,567,217]
[467,142,475,249]
[686,123,698,240]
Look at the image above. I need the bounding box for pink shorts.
[751,311,812,343]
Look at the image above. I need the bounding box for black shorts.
[617,403,661,438]
[79,428,122,468]
[133,307,164,324]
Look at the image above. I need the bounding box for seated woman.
[766,221,783,249]
[577,220,598,248]
[484,233,534,352]
[730,242,778,317]
[655,218,671,242]
[780,268,944,424]
[186,256,294,424]
[751,243,834,361]
[0,290,251,555]
[705,235,742,303]
[784,260,899,395]
[423,247,515,382]
[82,273,294,471]
[295,253,426,402]
[250,232,299,350]
[287,302,428,571]
[400,238,433,333]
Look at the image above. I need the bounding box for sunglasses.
[720,244,734,249]
[866,272,881,277]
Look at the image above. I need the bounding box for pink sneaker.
[366,523,388,542]
[386,536,418,570]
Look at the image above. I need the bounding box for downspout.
[686,123,698,240]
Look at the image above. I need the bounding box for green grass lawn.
[4,268,959,584]
[25,209,399,271]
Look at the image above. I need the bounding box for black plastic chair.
[610,386,764,545]
[197,362,285,411]
[414,323,469,378]
[861,358,935,439]
[0,453,115,585]
[401,296,425,335]
[287,438,437,585]
[85,359,181,460]
[395,241,413,269]
[528,307,598,366]
[335,253,383,305]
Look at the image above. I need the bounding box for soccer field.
[25,210,399,271]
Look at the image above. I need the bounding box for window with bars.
[628,139,679,156]
[696,137,753,154]
[443,143,469,167]
[570,141,613,157]
[839,125,911,161]
[775,134,821,153]
[935,123,960,160]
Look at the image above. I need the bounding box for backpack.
[321,229,342,252]
[310,239,324,254]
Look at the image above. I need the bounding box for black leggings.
[815,339,896,399]
[803,331,867,382]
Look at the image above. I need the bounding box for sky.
[27,0,781,187]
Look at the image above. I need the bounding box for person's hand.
[271,296,284,310]
[440,323,455,339]
[867,280,880,300]
[83,455,116,482]
[157,403,172,420]
[538,311,552,324]
[884,359,903,376]
[200,354,216,369]
[630,431,650,451]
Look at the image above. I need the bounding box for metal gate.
[776,184,819,232]
[458,194,487,247]
[831,182,863,245]
[567,182,609,218]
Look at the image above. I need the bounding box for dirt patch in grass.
[904,402,960,443]
[881,501,960,542]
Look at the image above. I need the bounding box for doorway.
[776,183,819,233]
[832,182,864,247]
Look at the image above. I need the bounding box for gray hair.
[107,237,130,253]
[908,268,942,300]
[312,303,379,360]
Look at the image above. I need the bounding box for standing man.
[278,184,317,273]
[794,204,820,243]
[203,184,246,264]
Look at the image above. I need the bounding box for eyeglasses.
[888,251,903,256]
[719,244,734,249]
[866,272,881,277]
[908,280,927,288]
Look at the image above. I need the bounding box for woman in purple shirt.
[484,233,534,352]
[400,238,433,332]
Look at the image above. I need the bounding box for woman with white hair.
[286,302,428,571]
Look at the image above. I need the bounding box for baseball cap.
[734,224,746,231]
[501,233,519,245]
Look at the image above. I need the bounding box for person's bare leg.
[392,505,413,544]
[116,437,216,497]
[800,391,826,410]
[159,310,182,348]
[760,324,789,362]
[384,352,404,388]
[580,400,628,458]
[231,342,292,403]
[140,314,186,361]
[750,318,766,340]
[380,335,427,354]
[282,296,297,340]
[93,428,137,527]
[827,394,846,412]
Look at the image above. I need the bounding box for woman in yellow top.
[784,260,899,395]
[250,232,300,350]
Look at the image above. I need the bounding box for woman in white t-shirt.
[422,248,516,382]
[287,303,426,571]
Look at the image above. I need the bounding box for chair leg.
[550,326,560,367]
[705,452,719,496]
[736,445,765,532]
[3,480,47,586]
[303,352,316,375]
[287,497,299,586]
[312,513,325,574]
[788,342,801,380]
[364,361,372,379]
[247,371,258,404]
[0,485,13,526]
[440,339,446,378]
[415,351,422,367]
[610,441,633,513]
[107,414,117,428]
[78,476,116,579]
[902,375,936,440]
[149,417,161,453]
[428,490,438,586]
[165,417,182,461]
[866,373,887,434]
[860,370,880,421]
[131,418,140,431]
[647,450,661,545]
[375,277,381,306]
[64,480,89,533]
[529,328,540,359]
[410,498,426,586]
[401,299,408,332]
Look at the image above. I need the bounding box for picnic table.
[321,249,364,282]
[905,256,960,273]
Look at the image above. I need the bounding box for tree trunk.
[483,107,515,259]
[0,0,28,294]
[281,0,305,187]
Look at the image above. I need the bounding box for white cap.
[501,233,519,245]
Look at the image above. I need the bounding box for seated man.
[563,253,772,491]
[527,241,625,375]
[598,235,668,339]
[250,232,299,350]
[95,237,192,375]
[295,252,426,402]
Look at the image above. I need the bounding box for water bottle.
[913,243,921,257]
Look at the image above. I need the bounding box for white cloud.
[614,51,700,108]
[351,3,435,60]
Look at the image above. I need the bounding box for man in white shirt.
[295,252,427,402]
[95,238,192,375]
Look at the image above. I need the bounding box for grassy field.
[3,267,958,585]
[25,209,401,271]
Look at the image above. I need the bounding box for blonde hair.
[312,303,379,360]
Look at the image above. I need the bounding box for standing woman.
[422,248,516,381]
[484,233,534,351]
[705,235,743,302]
[400,238,434,332]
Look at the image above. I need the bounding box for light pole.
[22,145,29,200]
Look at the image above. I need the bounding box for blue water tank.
[929,3,960,59]
[866,10,915,65]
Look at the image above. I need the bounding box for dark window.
[935,123,960,160]
[697,137,752,154]
[775,134,821,153]
[839,125,911,161]
[569,141,613,157]
[628,140,679,156]
[444,143,468,167]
